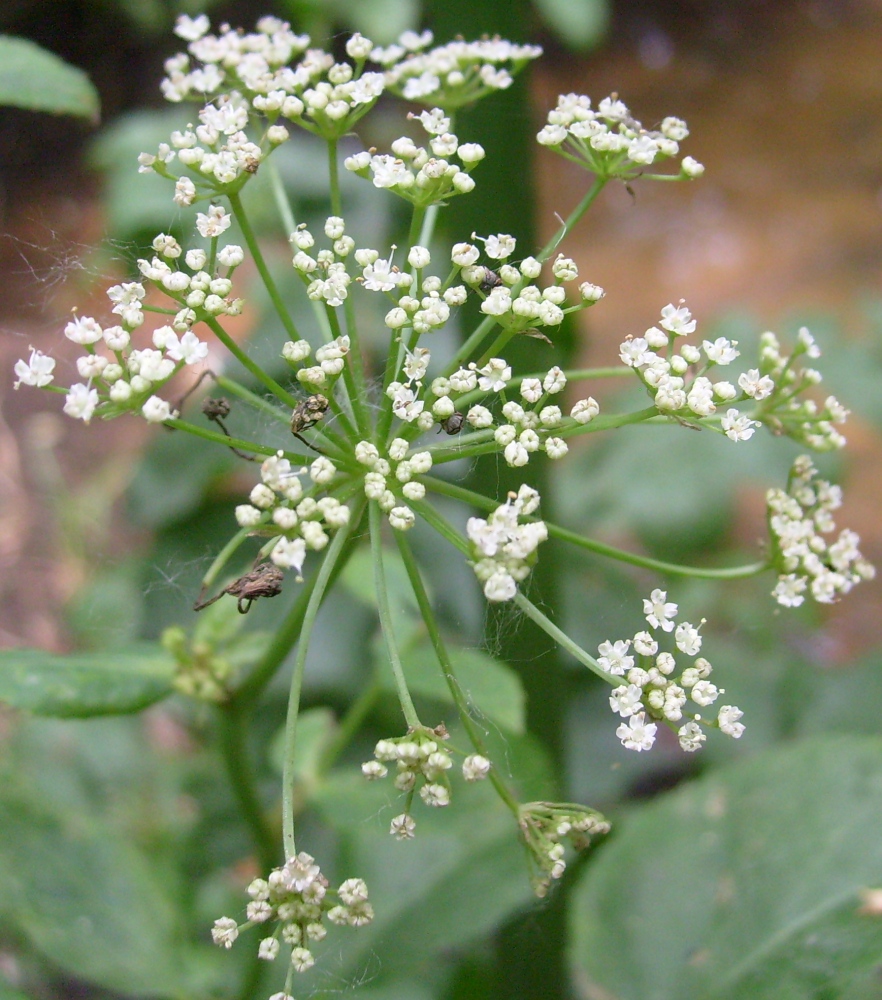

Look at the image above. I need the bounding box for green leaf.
[532,0,609,50]
[0,647,175,717]
[386,640,526,734]
[0,792,184,996]
[0,36,99,121]
[570,736,882,1000]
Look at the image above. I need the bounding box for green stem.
[369,502,421,729]
[536,176,607,263]
[267,158,297,236]
[165,417,301,460]
[228,191,301,343]
[418,407,660,464]
[199,526,256,594]
[218,702,278,872]
[204,316,300,409]
[213,374,291,426]
[395,532,520,816]
[236,510,363,705]
[543,521,769,579]
[408,500,615,686]
[513,592,613,685]
[282,512,360,858]
[418,475,768,580]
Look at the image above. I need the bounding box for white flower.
[720,408,760,442]
[390,813,416,839]
[659,302,696,336]
[462,754,491,781]
[290,947,315,973]
[271,537,307,575]
[174,13,210,41]
[64,315,103,345]
[142,395,175,423]
[643,589,678,631]
[14,348,55,388]
[609,684,644,717]
[482,233,516,259]
[616,712,657,751]
[196,205,232,238]
[476,358,511,392]
[597,639,634,676]
[678,721,706,752]
[258,937,280,961]
[63,383,99,422]
[681,156,705,178]
[737,369,775,400]
[211,917,239,949]
[703,337,739,364]
[718,705,745,738]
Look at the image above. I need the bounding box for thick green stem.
[218,702,278,872]
[282,514,360,858]
[395,533,520,816]
[228,191,302,344]
[369,502,421,729]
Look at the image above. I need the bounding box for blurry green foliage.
[0,35,99,120]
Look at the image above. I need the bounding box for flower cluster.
[768,456,875,606]
[345,108,485,207]
[377,33,542,108]
[620,305,849,449]
[600,591,745,752]
[282,330,350,392]
[518,802,610,897]
[211,853,373,976]
[537,92,704,180]
[362,726,492,839]
[751,328,849,450]
[235,452,351,577]
[357,437,432,532]
[467,486,547,601]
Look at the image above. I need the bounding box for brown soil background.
[0,1,880,654]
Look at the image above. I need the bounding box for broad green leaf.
[570,736,882,1000]
[533,0,609,50]
[0,36,99,120]
[385,640,526,734]
[0,792,184,996]
[0,647,175,717]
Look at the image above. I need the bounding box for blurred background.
[1,1,882,999]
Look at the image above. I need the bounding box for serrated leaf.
[0,647,175,717]
[0,792,184,996]
[385,641,526,734]
[570,736,882,1000]
[0,36,99,121]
